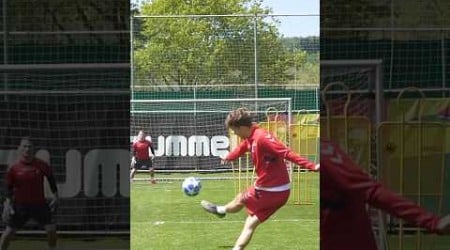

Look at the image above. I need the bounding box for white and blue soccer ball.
[182,177,202,197]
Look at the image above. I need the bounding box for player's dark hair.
[225,108,253,128]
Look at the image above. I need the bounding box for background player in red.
[201,108,319,250]
[0,137,59,250]
[320,139,450,250]
[130,130,156,184]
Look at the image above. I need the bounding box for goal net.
[320,59,384,174]
[0,64,129,234]
[130,98,292,178]
[320,59,387,248]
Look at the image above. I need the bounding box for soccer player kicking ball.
[1,137,59,250]
[321,139,450,250]
[201,108,319,250]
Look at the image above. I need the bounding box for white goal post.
[321,59,389,250]
[321,59,384,124]
[0,62,130,235]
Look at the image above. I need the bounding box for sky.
[132,0,319,37]
[261,0,319,37]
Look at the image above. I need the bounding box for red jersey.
[226,125,316,188]
[6,158,53,206]
[133,140,153,160]
[320,139,441,250]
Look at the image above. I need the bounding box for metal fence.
[131,14,319,111]
[322,0,450,96]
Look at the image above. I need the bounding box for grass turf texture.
[131,172,319,250]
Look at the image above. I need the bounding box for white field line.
[132,219,318,225]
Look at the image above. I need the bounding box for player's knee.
[244,221,258,231]
[247,223,259,231]
[246,216,261,229]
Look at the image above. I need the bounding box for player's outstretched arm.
[367,182,441,233]
[437,214,450,234]
[221,141,248,164]
[284,150,319,171]
[131,156,136,166]
[148,142,155,160]
[322,139,443,233]
[260,134,318,171]
[37,161,59,212]
[46,173,59,212]
[220,154,230,165]
[3,168,15,220]
[2,186,15,221]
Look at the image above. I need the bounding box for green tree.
[296,52,319,84]
[133,0,311,86]
[282,36,319,52]
[321,0,390,38]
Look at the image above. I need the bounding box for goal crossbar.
[321,59,384,124]
[130,98,292,103]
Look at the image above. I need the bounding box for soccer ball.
[182,177,202,197]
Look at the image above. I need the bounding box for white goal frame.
[0,62,130,235]
[321,59,384,124]
[130,97,293,180]
[321,59,388,250]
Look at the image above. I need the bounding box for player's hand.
[314,164,320,171]
[2,199,14,222]
[436,214,450,234]
[48,196,59,213]
[220,154,229,165]
[150,155,155,160]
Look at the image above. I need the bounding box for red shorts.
[239,186,290,222]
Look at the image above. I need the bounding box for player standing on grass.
[130,130,156,184]
[201,108,319,250]
[320,138,450,250]
[0,137,58,250]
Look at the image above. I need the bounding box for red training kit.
[320,139,441,250]
[6,158,52,206]
[133,140,153,160]
[226,125,316,188]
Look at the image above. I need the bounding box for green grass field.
[131,172,319,250]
